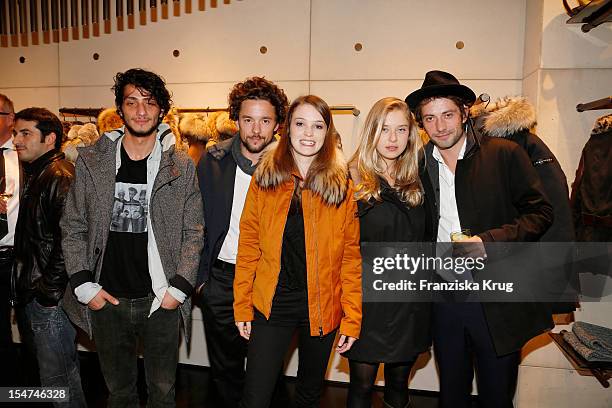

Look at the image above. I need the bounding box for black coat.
[196,136,257,286]
[508,130,577,313]
[196,138,239,286]
[425,130,555,356]
[473,97,576,313]
[346,173,436,363]
[508,130,574,243]
[13,150,75,306]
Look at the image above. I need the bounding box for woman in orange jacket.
[233,95,362,408]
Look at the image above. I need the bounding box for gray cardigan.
[60,127,204,342]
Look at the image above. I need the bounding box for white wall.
[2,1,611,406]
[519,1,612,407]
[0,0,527,158]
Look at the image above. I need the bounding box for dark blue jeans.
[91,296,180,408]
[23,299,86,407]
[433,303,519,408]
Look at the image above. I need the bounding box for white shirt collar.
[432,136,467,165]
[1,137,13,150]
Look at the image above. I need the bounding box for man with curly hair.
[196,76,289,408]
[61,68,204,407]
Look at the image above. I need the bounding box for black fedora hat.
[405,70,476,112]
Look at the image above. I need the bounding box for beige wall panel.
[0,44,60,88]
[57,0,310,87]
[522,69,540,108]
[515,365,612,408]
[59,87,116,110]
[169,81,310,109]
[58,81,309,114]
[523,0,544,78]
[0,87,61,114]
[574,302,612,330]
[311,0,526,80]
[541,0,612,69]
[310,79,522,158]
[535,68,612,180]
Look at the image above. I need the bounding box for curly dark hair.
[112,68,172,116]
[15,107,64,149]
[228,77,289,124]
[414,95,470,128]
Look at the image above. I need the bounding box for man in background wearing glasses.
[0,94,20,386]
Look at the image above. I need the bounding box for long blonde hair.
[352,97,424,206]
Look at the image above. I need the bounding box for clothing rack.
[576,97,612,112]
[330,105,360,116]
[59,107,105,119]
[176,105,360,116]
[59,104,362,119]
[174,107,227,114]
[564,0,612,33]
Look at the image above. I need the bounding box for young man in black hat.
[406,71,554,407]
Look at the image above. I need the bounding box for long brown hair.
[273,95,341,185]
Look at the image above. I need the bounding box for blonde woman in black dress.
[346,97,435,408]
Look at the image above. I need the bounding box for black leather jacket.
[12,150,75,306]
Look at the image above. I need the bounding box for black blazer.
[196,140,238,286]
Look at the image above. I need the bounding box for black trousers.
[0,253,15,386]
[433,303,519,408]
[201,260,248,408]
[240,286,336,408]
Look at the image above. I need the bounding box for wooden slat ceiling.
[0,0,236,47]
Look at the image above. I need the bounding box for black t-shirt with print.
[99,144,151,298]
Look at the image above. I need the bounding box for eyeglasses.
[0,112,12,116]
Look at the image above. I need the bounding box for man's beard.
[242,135,272,154]
[124,117,161,138]
[429,128,465,150]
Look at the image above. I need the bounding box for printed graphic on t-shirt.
[110,182,148,233]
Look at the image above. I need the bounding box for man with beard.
[61,69,204,406]
[405,71,553,408]
[196,77,288,407]
[12,108,86,407]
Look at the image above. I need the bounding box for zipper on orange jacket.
[310,193,324,339]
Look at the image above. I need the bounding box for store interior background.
[1,0,611,406]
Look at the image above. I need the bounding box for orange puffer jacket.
[233,144,362,338]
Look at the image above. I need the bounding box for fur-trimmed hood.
[592,114,612,135]
[471,96,537,138]
[254,141,349,206]
[97,108,124,134]
[179,113,210,143]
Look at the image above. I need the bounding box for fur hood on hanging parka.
[472,95,577,313]
[470,96,537,138]
[591,113,612,136]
